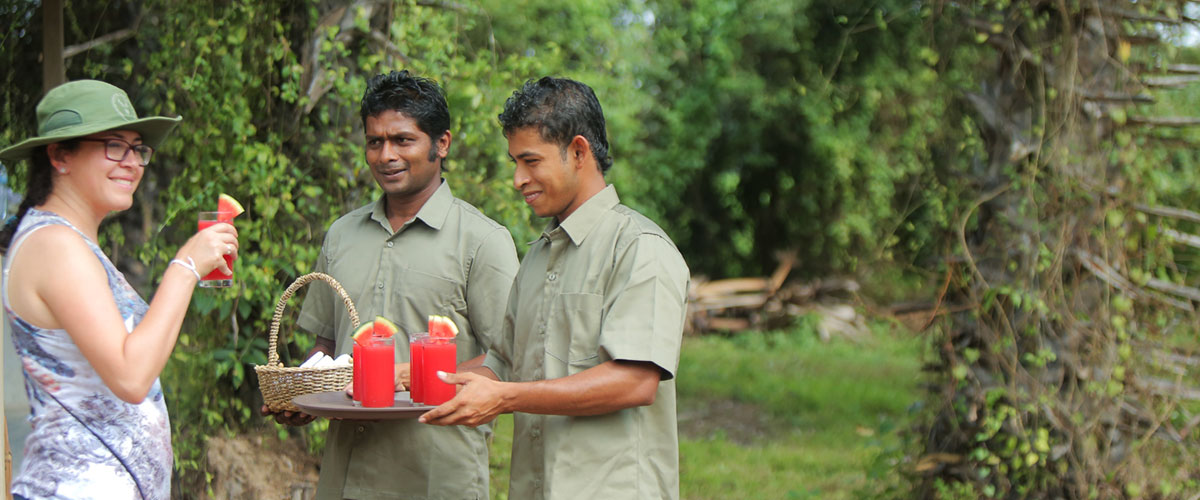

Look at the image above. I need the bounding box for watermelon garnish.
[428,315,458,340]
[352,323,374,346]
[373,316,399,338]
[217,193,245,222]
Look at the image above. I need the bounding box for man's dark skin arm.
[418,359,661,427]
[260,336,336,426]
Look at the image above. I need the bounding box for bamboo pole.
[42,0,65,95]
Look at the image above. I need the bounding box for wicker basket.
[255,272,357,412]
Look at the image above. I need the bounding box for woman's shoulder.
[19,222,90,252]
[13,223,103,278]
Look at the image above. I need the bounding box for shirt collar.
[367,179,453,232]
[542,184,619,246]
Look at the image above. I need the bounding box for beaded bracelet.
[169,257,201,281]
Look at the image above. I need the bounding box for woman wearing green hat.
[0,80,238,499]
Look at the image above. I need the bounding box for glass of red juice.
[361,335,395,408]
[352,342,363,406]
[423,338,456,405]
[197,211,234,288]
[408,332,428,405]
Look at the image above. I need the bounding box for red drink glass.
[361,336,395,408]
[197,211,234,288]
[352,342,363,406]
[408,332,428,404]
[423,339,456,405]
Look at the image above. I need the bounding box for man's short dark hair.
[497,77,613,173]
[360,70,450,150]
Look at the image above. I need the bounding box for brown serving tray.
[292,391,433,420]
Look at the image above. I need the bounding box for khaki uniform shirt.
[483,185,690,500]
[299,181,518,500]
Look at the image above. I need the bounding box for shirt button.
[531,428,540,438]
[547,272,557,281]
[356,425,366,433]
[386,241,394,248]
[378,282,384,289]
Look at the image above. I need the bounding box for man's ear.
[436,130,452,159]
[569,135,592,169]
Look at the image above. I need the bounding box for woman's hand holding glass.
[176,221,239,282]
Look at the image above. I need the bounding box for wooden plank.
[1145,277,1200,302]
[1140,377,1200,401]
[691,294,771,311]
[767,253,796,293]
[1080,91,1154,103]
[1074,249,1194,311]
[1142,75,1200,88]
[1163,228,1200,249]
[1134,204,1200,224]
[1123,33,1161,45]
[704,317,751,331]
[1168,63,1200,75]
[694,278,770,297]
[1100,6,1185,24]
[1126,116,1200,127]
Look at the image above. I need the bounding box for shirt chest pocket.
[546,292,604,376]
[396,268,466,317]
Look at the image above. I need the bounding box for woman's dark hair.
[360,70,450,164]
[497,77,613,174]
[0,141,78,253]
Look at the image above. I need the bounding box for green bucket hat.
[0,79,182,163]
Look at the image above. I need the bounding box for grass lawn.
[488,316,925,499]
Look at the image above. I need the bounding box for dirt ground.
[205,432,320,500]
[678,398,771,445]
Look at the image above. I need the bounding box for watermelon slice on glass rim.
[353,316,400,346]
[217,193,245,222]
[427,315,458,341]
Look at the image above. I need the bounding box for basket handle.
[267,272,360,367]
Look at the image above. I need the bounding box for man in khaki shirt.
[264,70,518,500]
[422,77,690,500]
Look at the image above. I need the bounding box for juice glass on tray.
[360,335,396,408]
[409,332,429,405]
[352,342,364,406]
[423,338,456,405]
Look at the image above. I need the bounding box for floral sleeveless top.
[4,209,172,499]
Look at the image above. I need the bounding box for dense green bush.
[628,0,975,278]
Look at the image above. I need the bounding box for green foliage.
[629,0,975,277]
[908,1,1200,498]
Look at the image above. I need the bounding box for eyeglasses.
[77,138,155,166]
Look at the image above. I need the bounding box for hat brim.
[0,115,182,163]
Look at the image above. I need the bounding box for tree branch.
[1073,249,1194,311]
[1134,204,1200,224]
[1162,228,1200,249]
[63,27,137,58]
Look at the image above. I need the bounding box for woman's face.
[52,129,145,213]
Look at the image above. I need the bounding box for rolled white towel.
[299,351,326,368]
[332,353,352,366]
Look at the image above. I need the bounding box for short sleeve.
[297,236,337,341]
[598,233,690,380]
[465,227,519,353]
[482,279,519,382]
